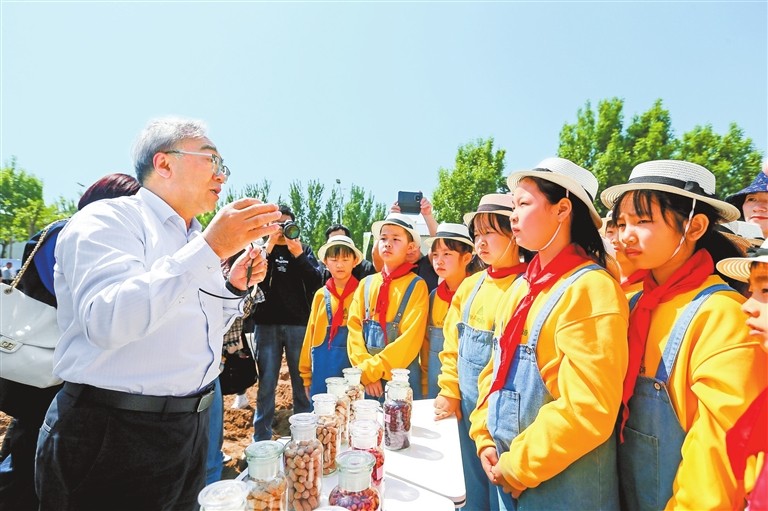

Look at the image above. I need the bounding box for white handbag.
[0,223,63,388]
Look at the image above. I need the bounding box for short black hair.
[279,205,295,221]
[325,224,351,239]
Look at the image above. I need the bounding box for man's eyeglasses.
[165,150,230,183]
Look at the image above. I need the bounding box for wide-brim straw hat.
[716,238,768,283]
[601,160,740,223]
[317,235,363,263]
[371,213,421,246]
[725,170,768,214]
[507,157,602,228]
[462,193,515,227]
[423,223,475,252]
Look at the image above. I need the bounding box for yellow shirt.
[346,273,428,385]
[298,284,357,388]
[437,270,521,400]
[420,290,452,397]
[470,262,629,493]
[639,275,767,510]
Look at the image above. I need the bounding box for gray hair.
[131,117,208,183]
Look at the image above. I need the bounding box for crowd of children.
[296,157,767,510]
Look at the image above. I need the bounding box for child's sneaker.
[231,393,249,409]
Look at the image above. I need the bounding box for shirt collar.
[137,188,203,236]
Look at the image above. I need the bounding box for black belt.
[64,382,215,414]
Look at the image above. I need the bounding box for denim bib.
[309,287,352,397]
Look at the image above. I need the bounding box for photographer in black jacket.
[251,205,323,440]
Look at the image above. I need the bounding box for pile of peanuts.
[316,415,340,476]
[328,486,381,511]
[333,394,350,446]
[246,478,287,511]
[283,442,322,511]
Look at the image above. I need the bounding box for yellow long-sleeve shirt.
[470,263,629,493]
[636,275,766,510]
[346,273,428,385]
[298,284,357,388]
[436,270,521,400]
[420,291,452,396]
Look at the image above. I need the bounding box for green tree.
[341,184,387,250]
[432,138,507,223]
[0,159,63,257]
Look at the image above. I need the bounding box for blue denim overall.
[427,290,444,399]
[458,273,522,511]
[618,284,731,511]
[362,276,423,398]
[309,288,352,398]
[488,264,620,510]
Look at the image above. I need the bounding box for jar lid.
[335,450,376,474]
[349,419,378,439]
[387,380,410,400]
[289,412,318,427]
[245,440,283,463]
[342,367,362,384]
[312,393,337,415]
[197,480,247,508]
[391,368,410,381]
[352,399,381,412]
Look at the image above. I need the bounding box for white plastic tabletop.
[383,398,466,507]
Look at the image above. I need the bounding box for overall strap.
[363,276,374,320]
[461,272,487,324]
[629,291,643,311]
[655,284,734,382]
[526,264,602,351]
[324,287,333,323]
[428,288,437,327]
[390,276,423,331]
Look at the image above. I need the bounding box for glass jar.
[244,440,288,510]
[343,367,365,412]
[383,380,412,451]
[325,376,351,447]
[283,413,322,511]
[312,393,340,476]
[349,419,385,490]
[388,368,413,403]
[198,480,248,511]
[350,399,383,448]
[328,451,381,511]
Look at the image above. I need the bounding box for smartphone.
[398,191,423,214]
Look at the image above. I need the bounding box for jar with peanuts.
[387,368,413,404]
[350,400,383,448]
[349,419,385,491]
[328,451,381,511]
[284,413,323,511]
[325,376,350,447]
[312,393,340,476]
[342,367,365,413]
[383,380,411,451]
[244,440,287,511]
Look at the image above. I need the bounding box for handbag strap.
[6,222,56,292]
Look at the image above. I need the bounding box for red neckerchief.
[618,249,714,440]
[621,269,649,290]
[487,262,528,280]
[478,244,590,408]
[376,263,416,344]
[325,276,359,348]
[727,388,768,493]
[436,280,455,304]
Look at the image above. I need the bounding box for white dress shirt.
[53,188,242,396]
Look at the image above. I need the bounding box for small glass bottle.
[328,451,381,511]
[383,380,412,451]
[312,393,340,476]
[351,399,384,448]
[388,368,413,403]
[343,367,365,411]
[283,413,322,511]
[244,440,288,511]
[198,480,248,511]
[325,376,351,447]
[349,419,385,490]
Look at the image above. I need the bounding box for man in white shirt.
[35,117,280,510]
[1,262,13,284]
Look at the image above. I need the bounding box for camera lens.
[281,221,301,240]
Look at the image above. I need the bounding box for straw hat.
[462,193,515,227]
[423,223,474,251]
[507,157,602,228]
[600,160,740,223]
[716,238,768,283]
[725,170,768,215]
[371,213,421,246]
[317,235,363,263]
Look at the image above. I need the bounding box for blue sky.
[2,1,766,211]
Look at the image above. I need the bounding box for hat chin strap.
[667,198,697,262]
[537,190,569,253]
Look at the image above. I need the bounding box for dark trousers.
[35,385,210,511]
